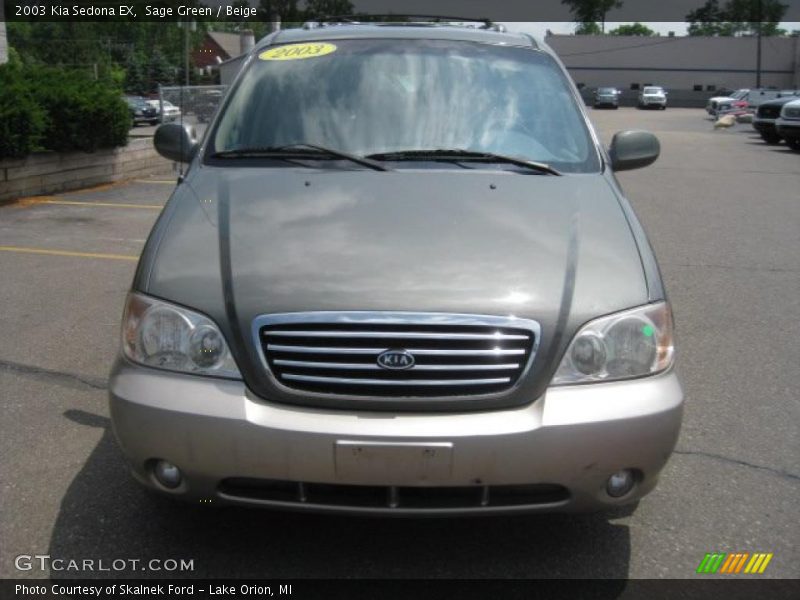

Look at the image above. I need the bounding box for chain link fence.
[157,85,227,137]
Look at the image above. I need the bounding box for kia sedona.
[110,19,683,515]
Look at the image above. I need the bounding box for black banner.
[3,0,800,23]
[2,579,800,600]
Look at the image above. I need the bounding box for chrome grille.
[253,312,539,398]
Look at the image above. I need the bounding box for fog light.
[154,460,182,489]
[606,469,635,498]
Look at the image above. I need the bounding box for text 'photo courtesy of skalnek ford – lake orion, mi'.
[0,0,798,597]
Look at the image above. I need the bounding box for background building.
[547,34,800,105]
[194,30,255,73]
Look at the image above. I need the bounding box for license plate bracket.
[334,440,453,484]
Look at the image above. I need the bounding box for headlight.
[552,302,674,385]
[783,106,800,119]
[121,292,241,379]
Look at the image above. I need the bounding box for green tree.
[687,0,788,36]
[562,0,624,32]
[258,0,305,24]
[7,21,194,91]
[257,0,354,23]
[609,22,656,36]
[305,0,355,18]
[575,22,603,35]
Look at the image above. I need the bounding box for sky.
[501,21,800,38]
[501,22,690,37]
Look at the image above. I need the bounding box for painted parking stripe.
[40,199,162,209]
[134,179,177,185]
[0,246,139,261]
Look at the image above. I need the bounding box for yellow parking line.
[134,179,177,185]
[0,246,139,262]
[40,199,162,210]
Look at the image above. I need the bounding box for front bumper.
[752,120,777,134]
[640,97,666,106]
[109,359,683,515]
[594,98,618,107]
[775,120,800,139]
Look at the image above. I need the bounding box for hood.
[147,167,647,320]
[143,167,649,404]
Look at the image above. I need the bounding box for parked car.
[146,99,182,123]
[195,89,224,123]
[593,87,620,109]
[775,98,800,151]
[638,86,667,109]
[125,96,158,126]
[715,98,751,118]
[706,89,748,115]
[112,22,682,516]
[746,88,788,110]
[752,96,799,144]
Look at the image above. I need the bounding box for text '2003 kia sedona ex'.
[110,21,683,515]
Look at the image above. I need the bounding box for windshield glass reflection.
[213,39,598,173]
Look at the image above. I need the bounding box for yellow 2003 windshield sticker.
[259,43,337,61]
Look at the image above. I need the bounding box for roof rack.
[302,15,506,32]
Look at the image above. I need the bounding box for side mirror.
[609,130,660,171]
[154,123,198,163]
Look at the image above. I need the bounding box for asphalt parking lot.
[1,108,798,580]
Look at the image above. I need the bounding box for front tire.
[760,131,781,144]
[786,137,800,151]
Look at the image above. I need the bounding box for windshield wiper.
[211,143,391,172]
[366,149,561,175]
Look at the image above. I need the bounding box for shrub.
[0,65,47,159]
[30,67,130,153]
[0,64,130,159]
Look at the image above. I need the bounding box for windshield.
[211,39,599,173]
[598,88,616,94]
[643,87,663,94]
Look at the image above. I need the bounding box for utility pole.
[179,20,195,86]
[756,0,762,88]
[184,22,190,86]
